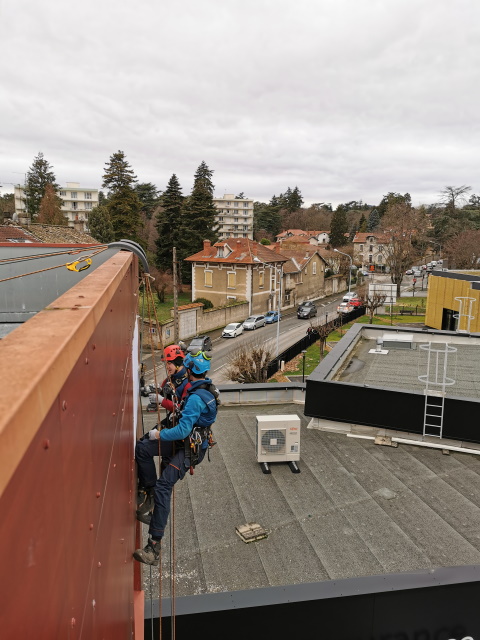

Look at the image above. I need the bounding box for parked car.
[413,269,421,277]
[342,291,357,302]
[265,310,281,323]
[297,301,317,319]
[337,302,353,314]
[222,322,244,338]
[348,297,364,307]
[405,269,413,275]
[186,335,213,354]
[242,315,266,330]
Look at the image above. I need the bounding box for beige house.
[14,182,98,231]
[185,237,328,314]
[185,238,287,315]
[213,194,254,240]
[272,245,328,308]
[353,232,392,272]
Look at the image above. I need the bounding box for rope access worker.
[133,350,218,566]
[136,345,189,517]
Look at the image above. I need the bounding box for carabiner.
[66,258,92,272]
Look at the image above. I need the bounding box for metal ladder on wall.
[423,391,445,438]
[418,342,456,439]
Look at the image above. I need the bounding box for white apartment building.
[213,194,254,240]
[14,182,99,230]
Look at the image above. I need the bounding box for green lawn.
[138,291,192,323]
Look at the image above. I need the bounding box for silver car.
[242,315,266,330]
[222,322,244,338]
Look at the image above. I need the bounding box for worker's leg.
[135,437,162,489]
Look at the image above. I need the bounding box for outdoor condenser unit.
[256,415,301,474]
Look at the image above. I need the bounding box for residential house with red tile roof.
[353,232,392,271]
[271,245,328,308]
[184,238,288,315]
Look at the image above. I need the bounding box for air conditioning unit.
[256,415,301,474]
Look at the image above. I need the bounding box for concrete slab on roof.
[335,337,480,399]
[138,403,480,600]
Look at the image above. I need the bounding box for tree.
[88,204,115,243]
[358,212,367,232]
[235,192,245,199]
[439,185,471,212]
[37,183,67,225]
[155,174,184,272]
[382,202,426,297]
[363,290,387,323]
[377,192,411,218]
[103,150,137,192]
[24,152,60,219]
[289,186,304,212]
[180,161,219,278]
[102,150,142,242]
[329,206,349,247]
[0,193,14,221]
[135,182,160,219]
[366,208,380,231]
[253,200,282,238]
[443,230,480,269]
[226,342,273,383]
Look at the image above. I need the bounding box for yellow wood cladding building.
[425,271,480,333]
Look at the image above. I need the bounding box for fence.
[266,306,365,378]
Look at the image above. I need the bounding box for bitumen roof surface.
[334,338,480,399]
[139,403,480,600]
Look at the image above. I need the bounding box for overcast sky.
[1,0,479,208]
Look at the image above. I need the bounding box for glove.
[149,429,160,441]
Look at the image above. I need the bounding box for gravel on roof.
[138,403,480,599]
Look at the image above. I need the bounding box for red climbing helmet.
[162,344,185,362]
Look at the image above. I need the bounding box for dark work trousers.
[149,441,206,541]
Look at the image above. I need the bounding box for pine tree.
[329,207,348,247]
[24,152,60,219]
[289,186,304,212]
[102,151,142,242]
[180,161,219,275]
[366,208,380,231]
[88,205,115,243]
[135,182,160,219]
[155,174,184,271]
[358,212,367,232]
[37,184,67,225]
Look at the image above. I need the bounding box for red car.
[348,297,364,307]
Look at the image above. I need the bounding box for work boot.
[136,487,155,524]
[133,538,160,566]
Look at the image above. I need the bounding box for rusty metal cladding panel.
[0,258,140,639]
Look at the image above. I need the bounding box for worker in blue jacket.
[133,350,217,566]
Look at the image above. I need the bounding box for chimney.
[203,239,211,250]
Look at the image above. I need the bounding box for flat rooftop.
[335,337,480,399]
[139,402,480,600]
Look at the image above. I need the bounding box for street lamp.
[253,256,284,357]
[333,248,353,293]
[301,350,307,383]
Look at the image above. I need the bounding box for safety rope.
[141,274,178,640]
[0,246,109,284]
[0,244,109,266]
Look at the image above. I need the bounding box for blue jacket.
[160,378,215,446]
[162,366,188,401]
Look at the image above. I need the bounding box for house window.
[85,202,93,210]
[234,217,238,222]
[243,226,249,231]
[305,266,307,276]
[369,254,373,263]
[217,247,224,257]
[227,272,236,289]
[360,244,364,251]
[71,202,78,210]
[85,192,92,199]
[234,202,238,206]
[243,202,248,207]
[60,191,66,197]
[259,271,265,288]
[71,192,77,199]
[312,262,317,275]
[377,254,383,264]
[378,245,383,251]
[219,216,224,221]
[243,233,247,237]
[204,270,213,287]
[226,202,231,205]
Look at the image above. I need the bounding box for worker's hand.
[149,429,160,441]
